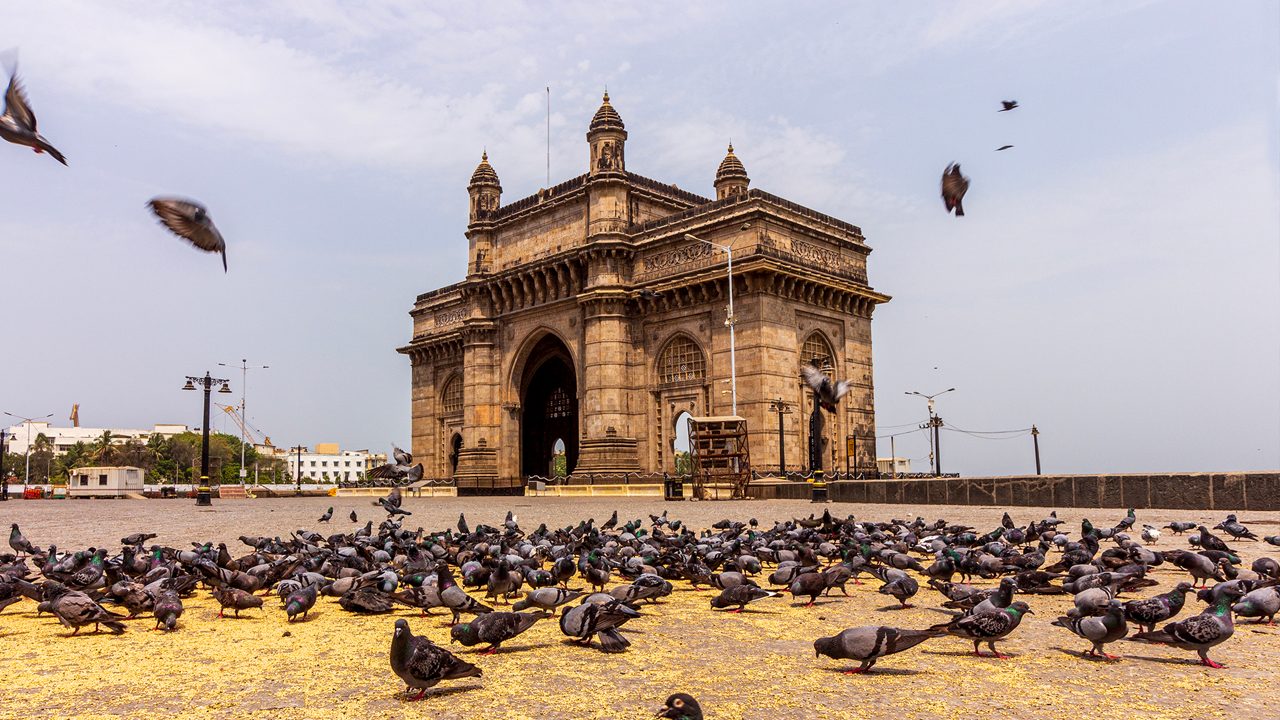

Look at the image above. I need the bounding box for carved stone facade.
[399,94,891,492]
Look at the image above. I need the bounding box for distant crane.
[219,405,274,486]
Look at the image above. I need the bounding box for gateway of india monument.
[399,94,890,493]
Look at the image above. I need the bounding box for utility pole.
[219,359,268,484]
[889,434,897,479]
[290,444,306,495]
[1031,424,1041,475]
[906,389,954,478]
[0,428,7,501]
[932,415,944,476]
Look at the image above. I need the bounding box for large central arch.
[518,334,579,477]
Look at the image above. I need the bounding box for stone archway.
[519,334,579,477]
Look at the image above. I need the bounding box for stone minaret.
[714,143,750,199]
[466,151,501,275]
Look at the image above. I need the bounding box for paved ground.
[1,496,1277,719]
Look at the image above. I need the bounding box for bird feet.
[483,647,500,655]
[1200,657,1225,669]
[405,689,429,702]
[841,668,865,675]
[729,608,743,614]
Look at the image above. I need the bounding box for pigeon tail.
[597,627,630,653]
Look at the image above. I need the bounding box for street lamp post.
[767,398,792,476]
[289,445,306,495]
[218,359,268,484]
[3,411,54,495]
[905,388,955,477]
[685,233,737,416]
[0,428,8,501]
[183,372,232,506]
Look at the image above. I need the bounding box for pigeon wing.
[4,73,36,131]
[392,445,413,466]
[941,165,969,211]
[149,198,224,253]
[831,380,851,402]
[1165,613,1221,645]
[800,364,829,394]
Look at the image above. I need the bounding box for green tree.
[674,451,692,475]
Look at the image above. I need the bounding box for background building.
[2,420,189,455]
[283,444,373,483]
[400,94,889,492]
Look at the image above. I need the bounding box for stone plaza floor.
[1,496,1277,719]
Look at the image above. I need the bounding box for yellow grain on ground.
[1,497,1277,719]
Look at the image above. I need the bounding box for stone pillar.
[408,353,435,476]
[453,321,500,490]
[574,292,641,475]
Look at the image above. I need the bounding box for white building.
[876,457,912,476]
[283,444,372,484]
[2,421,190,455]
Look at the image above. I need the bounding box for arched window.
[441,375,463,414]
[801,332,835,370]
[657,335,706,384]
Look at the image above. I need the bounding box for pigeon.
[814,625,946,674]
[318,507,333,523]
[1195,525,1233,554]
[283,583,318,622]
[148,198,227,272]
[339,586,394,614]
[789,571,830,606]
[512,587,583,613]
[1164,521,1196,535]
[211,585,264,618]
[120,532,158,546]
[800,364,849,413]
[1052,600,1129,659]
[350,510,358,523]
[1231,585,1279,625]
[930,601,1032,658]
[710,585,778,613]
[45,583,125,635]
[1214,514,1258,541]
[1252,557,1279,581]
[9,524,38,556]
[638,289,664,301]
[941,163,969,216]
[1130,584,1246,668]
[390,619,481,700]
[999,100,1019,112]
[0,69,66,164]
[437,567,493,625]
[559,598,638,653]
[1140,525,1161,544]
[153,588,184,631]
[1265,535,1280,547]
[450,611,543,654]
[657,693,703,720]
[995,145,1014,151]
[1123,582,1194,633]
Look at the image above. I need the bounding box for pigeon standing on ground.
[1123,582,1194,633]
[1130,584,1246,668]
[350,510,358,523]
[1052,600,1129,660]
[1164,521,1196,535]
[710,585,778,613]
[1214,514,1258,541]
[512,587,583,613]
[153,588,184,631]
[283,583,318,622]
[390,619,481,700]
[930,601,1032,658]
[318,507,333,523]
[814,626,946,674]
[437,567,493,625]
[45,582,125,635]
[800,364,849,413]
[1232,585,1279,625]
[9,524,39,556]
[0,69,67,164]
[656,693,704,720]
[148,198,228,272]
[212,585,264,618]
[559,598,639,653]
[941,163,969,216]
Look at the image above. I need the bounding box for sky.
[1,1,1277,476]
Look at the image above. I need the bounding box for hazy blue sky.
[2,1,1277,475]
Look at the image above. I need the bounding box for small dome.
[715,143,749,184]
[469,151,500,187]
[588,92,625,133]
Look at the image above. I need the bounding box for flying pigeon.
[0,68,66,165]
[148,198,228,272]
[814,625,946,674]
[657,693,703,720]
[800,363,849,413]
[999,100,1018,111]
[941,163,969,216]
[995,145,1014,151]
[390,619,481,700]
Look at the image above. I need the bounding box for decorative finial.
[727,141,734,154]
[603,88,609,102]
[481,148,488,161]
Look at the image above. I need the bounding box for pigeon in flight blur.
[0,68,67,165]
[801,363,849,414]
[941,163,969,217]
[148,198,228,272]
[999,100,1018,112]
[995,145,1014,151]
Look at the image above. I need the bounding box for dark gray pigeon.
[0,69,66,164]
[814,625,945,673]
[390,619,481,700]
[1130,584,1246,668]
[152,588,184,631]
[45,582,125,635]
[1052,600,1129,659]
[999,100,1018,111]
[800,364,849,413]
[710,585,778,613]
[930,601,1032,658]
[657,693,703,720]
[559,598,638,653]
[148,198,227,272]
[450,610,543,654]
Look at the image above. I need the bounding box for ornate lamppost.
[183,372,232,506]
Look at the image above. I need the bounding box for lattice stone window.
[802,333,834,369]
[658,336,706,384]
[441,375,463,414]
[546,387,573,418]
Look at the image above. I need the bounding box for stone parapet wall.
[813,472,1279,510]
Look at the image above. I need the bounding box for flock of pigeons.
[2,501,1278,713]
[1,64,229,271]
[939,99,1020,217]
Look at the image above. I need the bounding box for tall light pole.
[289,444,306,495]
[767,398,792,476]
[3,411,53,493]
[183,372,232,506]
[685,232,738,416]
[905,388,955,477]
[219,359,268,483]
[0,428,8,501]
